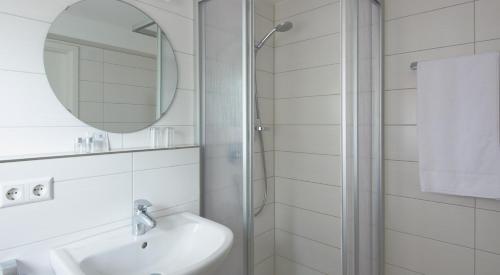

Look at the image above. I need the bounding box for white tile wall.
[275,34,340,73]
[275,95,341,125]
[384,125,418,161]
[385,264,423,275]
[0,0,196,158]
[0,70,78,127]
[273,1,341,274]
[476,250,500,275]
[275,152,341,186]
[274,64,340,98]
[256,257,275,275]
[0,13,49,73]
[0,0,78,23]
[275,203,341,247]
[386,230,474,275]
[384,1,500,274]
[476,209,500,255]
[274,0,336,21]
[384,90,416,125]
[386,195,475,248]
[254,2,275,273]
[0,147,200,274]
[274,125,340,155]
[275,256,324,275]
[255,230,275,265]
[276,230,341,274]
[385,0,472,20]
[256,70,274,99]
[0,173,133,250]
[275,178,341,216]
[385,3,474,55]
[475,0,500,41]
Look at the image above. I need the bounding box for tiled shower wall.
[254,1,276,274]
[385,0,500,274]
[273,0,342,274]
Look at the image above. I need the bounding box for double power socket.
[0,177,54,208]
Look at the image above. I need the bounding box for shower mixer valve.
[254,119,266,132]
[255,125,266,132]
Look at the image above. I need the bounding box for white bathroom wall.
[273,0,342,274]
[254,1,276,275]
[0,0,196,158]
[385,0,500,274]
[0,147,200,274]
[0,1,200,274]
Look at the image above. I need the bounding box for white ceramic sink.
[50,213,233,275]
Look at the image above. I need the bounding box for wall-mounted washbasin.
[50,213,233,275]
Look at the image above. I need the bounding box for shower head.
[255,21,293,51]
[275,21,293,32]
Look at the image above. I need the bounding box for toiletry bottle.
[75,137,84,153]
[84,136,94,153]
[149,127,162,148]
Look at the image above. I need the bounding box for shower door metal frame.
[376,2,384,275]
[196,0,255,274]
[195,0,205,219]
[244,0,255,274]
[341,0,384,274]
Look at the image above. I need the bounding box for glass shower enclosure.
[197,0,383,274]
[197,0,253,274]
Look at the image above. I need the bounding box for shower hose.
[254,67,268,217]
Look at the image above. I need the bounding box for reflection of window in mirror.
[44,0,177,134]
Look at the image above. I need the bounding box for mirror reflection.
[44,0,178,133]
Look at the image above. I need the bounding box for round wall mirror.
[44,0,178,133]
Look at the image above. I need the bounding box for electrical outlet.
[28,177,54,202]
[0,183,26,208]
[0,177,54,208]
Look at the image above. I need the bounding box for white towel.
[417,52,500,198]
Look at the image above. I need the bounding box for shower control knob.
[255,125,265,132]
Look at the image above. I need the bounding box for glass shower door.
[198,0,253,275]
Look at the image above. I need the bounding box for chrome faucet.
[133,199,156,236]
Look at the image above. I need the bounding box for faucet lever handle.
[134,199,153,211]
